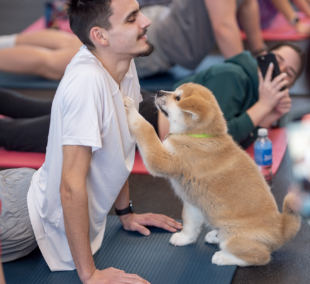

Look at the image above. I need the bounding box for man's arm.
[60,145,94,282]
[115,179,183,235]
[237,0,265,54]
[204,0,243,58]
[61,145,150,284]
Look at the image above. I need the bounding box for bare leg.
[16,30,81,50]
[0,45,80,80]
[169,201,204,246]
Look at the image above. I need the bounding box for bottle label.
[254,148,272,166]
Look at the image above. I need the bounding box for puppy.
[124,83,301,266]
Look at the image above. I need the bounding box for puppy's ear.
[177,97,205,121]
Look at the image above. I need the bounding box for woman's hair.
[66,0,112,50]
[268,41,306,81]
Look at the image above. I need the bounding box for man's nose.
[140,13,151,29]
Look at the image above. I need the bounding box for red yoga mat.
[24,12,310,41]
[0,128,287,176]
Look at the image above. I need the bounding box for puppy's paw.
[169,232,196,246]
[205,230,219,244]
[212,251,230,266]
[212,251,248,266]
[123,96,135,113]
[123,96,142,132]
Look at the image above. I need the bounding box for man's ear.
[89,27,109,46]
[177,97,205,121]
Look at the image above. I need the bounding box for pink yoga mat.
[22,17,71,34]
[24,13,310,41]
[0,128,287,176]
[242,12,310,41]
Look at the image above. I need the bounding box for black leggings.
[0,89,52,153]
[0,88,158,153]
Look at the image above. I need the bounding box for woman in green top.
[156,42,305,148]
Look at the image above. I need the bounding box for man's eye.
[128,17,135,23]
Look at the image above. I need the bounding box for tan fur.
[124,83,301,266]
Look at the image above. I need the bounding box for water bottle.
[254,128,273,186]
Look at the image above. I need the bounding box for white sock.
[0,34,17,49]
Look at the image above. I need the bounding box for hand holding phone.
[257,53,287,91]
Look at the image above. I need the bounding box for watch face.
[129,201,134,212]
[291,16,299,25]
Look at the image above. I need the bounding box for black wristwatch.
[290,14,300,26]
[115,200,134,216]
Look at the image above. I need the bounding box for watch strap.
[115,201,134,216]
[290,15,300,26]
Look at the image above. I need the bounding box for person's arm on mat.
[293,0,310,17]
[60,145,150,284]
[270,0,310,34]
[204,0,243,58]
[115,179,182,235]
[237,0,265,55]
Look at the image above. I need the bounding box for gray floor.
[1,0,310,283]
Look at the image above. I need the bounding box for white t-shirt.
[27,45,142,271]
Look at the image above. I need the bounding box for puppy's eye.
[175,96,181,101]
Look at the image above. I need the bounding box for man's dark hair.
[268,41,306,81]
[67,0,113,50]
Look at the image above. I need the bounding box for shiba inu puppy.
[124,83,301,266]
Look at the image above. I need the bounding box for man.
[0,1,182,283]
[135,0,265,77]
[0,0,264,80]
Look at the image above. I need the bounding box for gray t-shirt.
[135,0,245,77]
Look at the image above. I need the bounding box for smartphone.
[256,53,286,91]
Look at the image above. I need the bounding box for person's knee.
[39,53,65,80]
[59,35,81,49]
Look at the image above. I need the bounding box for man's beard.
[136,40,154,57]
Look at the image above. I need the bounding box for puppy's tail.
[280,192,301,245]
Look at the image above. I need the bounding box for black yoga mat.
[3,216,236,284]
[0,71,60,89]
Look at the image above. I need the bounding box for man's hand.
[85,267,150,284]
[119,213,183,236]
[258,63,289,112]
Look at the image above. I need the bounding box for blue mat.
[0,69,189,91]
[0,71,60,89]
[3,216,236,284]
[0,56,224,91]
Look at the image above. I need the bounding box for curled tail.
[281,192,301,244]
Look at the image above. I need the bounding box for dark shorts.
[140,89,159,136]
